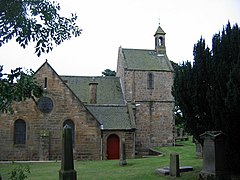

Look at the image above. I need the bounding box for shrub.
[8,165,30,180]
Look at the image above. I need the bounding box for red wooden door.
[107,134,120,160]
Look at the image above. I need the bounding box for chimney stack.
[89,78,98,104]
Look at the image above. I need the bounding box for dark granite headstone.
[59,125,77,180]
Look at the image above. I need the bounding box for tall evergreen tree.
[173,22,240,174]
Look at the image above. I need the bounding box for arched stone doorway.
[107,134,120,160]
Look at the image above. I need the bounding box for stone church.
[0,25,174,161]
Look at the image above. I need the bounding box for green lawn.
[0,139,202,179]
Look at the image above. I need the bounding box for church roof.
[60,75,135,130]
[154,25,166,36]
[86,105,133,130]
[60,76,125,104]
[121,48,173,71]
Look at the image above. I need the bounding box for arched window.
[63,119,75,144]
[155,36,164,47]
[159,37,164,46]
[147,73,154,89]
[14,119,26,144]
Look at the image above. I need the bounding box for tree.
[0,0,81,57]
[0,66,42,113]
[173,22,240,174]
[0,0,81,112]
[102,69,116,76]
[171,61,187,129]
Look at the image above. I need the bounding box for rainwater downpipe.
[100,124,104,160]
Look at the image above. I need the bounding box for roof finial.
[158,18,160,26]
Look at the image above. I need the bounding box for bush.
[8,165,30,180]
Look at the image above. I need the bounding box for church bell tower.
[154,24,166,55]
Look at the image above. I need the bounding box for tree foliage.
[0,0,82,56]
[0,66,42,113]
[173,22,240,173]
[0,0,81,112]
[102,69,116,76]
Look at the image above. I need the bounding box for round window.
[37,97,54,113]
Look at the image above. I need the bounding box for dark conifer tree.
[173,22,240,174]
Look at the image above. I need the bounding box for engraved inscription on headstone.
[37,97,53,113]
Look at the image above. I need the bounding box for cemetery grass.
[0,139,202,179]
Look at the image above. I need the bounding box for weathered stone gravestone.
[59,125,77,180]
[195,140,203,158]
[155,152,193,176]
[175,127,188,142]
[199,131,228,180]
[119,137,127,166]
[170,152,180,177]
[179,128,184,138]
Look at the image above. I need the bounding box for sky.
[1,0,240,76]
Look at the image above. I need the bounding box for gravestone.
[199,131,228,179]
[119,137,127,166]
[155,152,193,177]
[59,125,77,180]
[195,140,203,158]
[170,152,180,177]
[179,128,184,139]
[174,127,178,138]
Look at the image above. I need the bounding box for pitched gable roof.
[86,105,134,130]
[60,76,125,104]
[121,48,173,71]
[34,61,134,131]
[34,61,87,107]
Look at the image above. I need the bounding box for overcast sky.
[1,0,240,76]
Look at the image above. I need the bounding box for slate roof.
[86,105,133,130]
[121,48,173,71]
[60,76,125,104]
